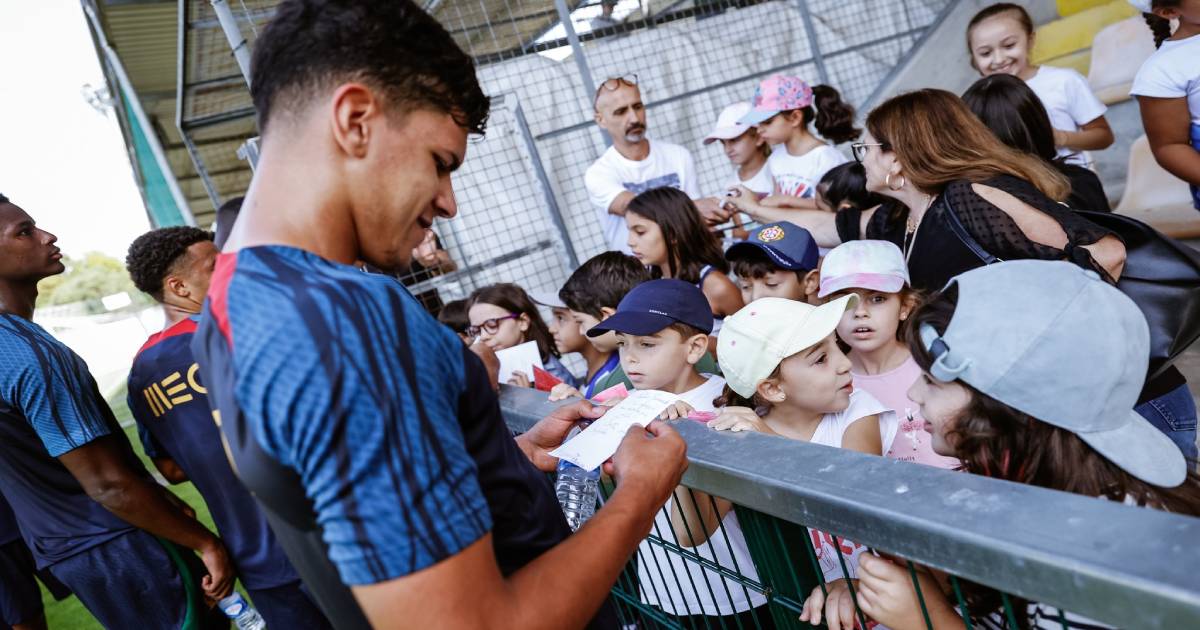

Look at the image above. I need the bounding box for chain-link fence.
[177,0,954,316]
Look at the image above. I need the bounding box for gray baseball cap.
[919,260,1187,487]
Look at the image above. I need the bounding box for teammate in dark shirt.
[126,226,332,628]
[191,2,689,628]
[0,194,231,628]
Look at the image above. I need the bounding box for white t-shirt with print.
[636,375,768,617]
[585,139,700,253]
[767,144,848,199]
[1025,65,1108,166]
[808,390,894,585]
[1131,34,1200,125]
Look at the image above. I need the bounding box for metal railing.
[499,385,1200,629]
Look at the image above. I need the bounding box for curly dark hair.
[250,0,489,136]
[126,227,213,301]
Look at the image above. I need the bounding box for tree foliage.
[36,252,150,310]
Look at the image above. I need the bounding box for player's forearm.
[90,476,219,553]
[495,483,659,630]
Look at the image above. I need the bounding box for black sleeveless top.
[839,175,1183,401]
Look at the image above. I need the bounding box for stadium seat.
[1115,135,1200,238]
[1032,1,1139,72]
[1056,0,1116,17]
[1087,16,1158,104]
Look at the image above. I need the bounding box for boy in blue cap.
[725,220,821,304]
[585,278,771,625]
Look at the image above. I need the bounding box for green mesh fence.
[583,478,1083,630]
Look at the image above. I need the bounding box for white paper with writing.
[550,390,677,471]
[495,340,541,384]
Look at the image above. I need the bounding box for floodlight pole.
[211,0,253,87]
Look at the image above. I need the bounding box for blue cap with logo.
[586,279,713,337]
[725,221,819,271]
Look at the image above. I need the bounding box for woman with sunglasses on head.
[468,283,576,388]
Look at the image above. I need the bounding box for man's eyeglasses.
[851,141,885,163]
[467,313,520,338]
[593,73,639,108]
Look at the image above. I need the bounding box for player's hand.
[548,383,583,401]
[604,421,687,516]
[658,400,695,421]
[799,579,862,630]
[517,400,607,472]
[469,340,501,391]
[708,407,775,434]
[199,538,235,600]
[507,371,533,389]
[695,196,733,226]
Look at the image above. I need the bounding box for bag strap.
[942,195,1002,265]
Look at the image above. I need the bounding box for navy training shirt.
[192,245,579,584]
[0,494,21,546]
[127,316,299,590]
[0,315,135,568]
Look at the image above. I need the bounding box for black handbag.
[944,201,1200,381]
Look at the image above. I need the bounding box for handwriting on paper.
[550,390,677,471]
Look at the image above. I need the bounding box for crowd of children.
[439,3,1200,626]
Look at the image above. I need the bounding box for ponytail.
[1143,12,1172,48]
[807,84,861,144]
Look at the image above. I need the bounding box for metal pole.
[211,0,253,87]
[794,0,829,85]
[82,2,197,227]
[553,0,611,148]
[511,96,581,269]
[181,133,224,211]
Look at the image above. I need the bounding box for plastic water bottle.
[218,593,266,630]
[556,459,600,531]
[555,423,600,531]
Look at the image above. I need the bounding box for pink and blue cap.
[818,240,910,298]
[738,75,814,126]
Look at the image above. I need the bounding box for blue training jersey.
[127,316,299,590]
[0,314,135,567]
[192,245,575,587]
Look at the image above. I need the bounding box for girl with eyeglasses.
[467,283,575,388]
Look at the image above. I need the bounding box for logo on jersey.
[142,363,207,418]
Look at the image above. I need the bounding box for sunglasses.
[593,73,639,108]
[851,141,886,163]
[467,313,520,338]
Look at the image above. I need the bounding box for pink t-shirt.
[851,357,960,470]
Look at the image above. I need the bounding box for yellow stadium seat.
[1033,1,1139,69]
[1115,135,1200,239]
[1056,0,1116,17]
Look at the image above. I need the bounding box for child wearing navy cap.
[725,221,822,304]
[586,278,771,626]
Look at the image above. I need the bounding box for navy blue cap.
[586,279,713,337]
[724,221,819,271]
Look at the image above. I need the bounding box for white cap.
[1127,0,1153,13]
[703,102,754,145]
[819,240,911,298]
[717,295,858,398]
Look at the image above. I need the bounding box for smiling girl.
[966,3,1114,167]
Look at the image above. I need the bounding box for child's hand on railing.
[657,400,695,421]
[507,371,533,389]
[799,578,862,630]
[857,554,960,630]
[547,382,583,402]
[707,407,774,434]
